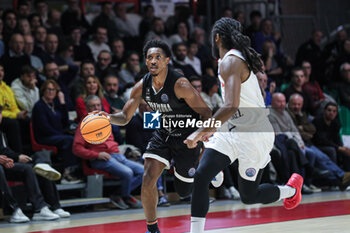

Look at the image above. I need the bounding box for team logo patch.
[161,93,169,103]
[245,168,256,177]
[143,111,161,129]
[188,167,196,177]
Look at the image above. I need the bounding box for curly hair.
[143,39,172,59]
[211,17,263,73]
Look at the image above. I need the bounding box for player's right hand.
[91,111,110,119]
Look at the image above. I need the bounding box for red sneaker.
[283,173,303,210]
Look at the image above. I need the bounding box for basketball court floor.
[0,190,349,233]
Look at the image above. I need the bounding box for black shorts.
[143,130,201,183]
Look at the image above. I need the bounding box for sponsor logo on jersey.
[245,168,256,177]
[147,101,173,112]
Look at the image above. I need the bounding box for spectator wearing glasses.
[32,79,81,183]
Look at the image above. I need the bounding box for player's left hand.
[184,128,216,148]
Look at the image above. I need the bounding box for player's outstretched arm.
[109,80,143,126]
[174,77,212,120]
[184,56,245,148]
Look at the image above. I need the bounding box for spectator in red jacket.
[73,95,143,209]
[75,75,110,122]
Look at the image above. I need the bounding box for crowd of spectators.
[0,0,350,223]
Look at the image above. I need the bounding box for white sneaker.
[10,208,30,223]
[53,208,70,218]
[32,206,59,221]
[211,171,224,188]
[229,186,240,200]
[33,163,61,181]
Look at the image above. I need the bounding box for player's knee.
[142,170,158,187]
[193,168,212,186]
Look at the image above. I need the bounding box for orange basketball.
[80,114,112,144]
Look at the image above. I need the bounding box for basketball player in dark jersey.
[98,40,212,233]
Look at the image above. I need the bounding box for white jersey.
[205,49,274,181]
[217,49,270,132]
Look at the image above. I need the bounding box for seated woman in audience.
[75,75,110,122]
[75,76,123,143]
[32,80,80,183]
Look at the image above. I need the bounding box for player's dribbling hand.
[91,111,110,120]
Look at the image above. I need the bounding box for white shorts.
[204,130,274,181]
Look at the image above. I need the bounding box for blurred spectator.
[191,27,214,76]
[312,103,350,171]
[36,33,65,66]
[23,34,44,79]
[185,40,202,76]
[222,7,233,18]
[45,9,64,39]
[333,39,350,83]
[92,2,117,42]
[295,30,324,84]
[104,75,125,113]
[257,71,275,106]
[301,61,331,114]
[110,37,126,71]
[75,75,110,122]
[323,26,347,67]
[171,42,198,78]
[70,26,93,63]
[11,65,39,117]
[61,0,90,35]
[261,40,287,85]
[283,67,314,115]
[287,94,350,189]
[252,18,281,55]
[59,42,76,67]
[16,1,32,19]
[245,10,262,40]
[33,26,46,55]
[168,21,189,47]
[73,95,143,209]
[32,79,80,183]
[87,26,111,61]
[18,18,31,36]
[0,63,27,152]
[95,50,115,83]
[70,60,95,101]
[200,75,223,112]
[139,5,155,41]
[113,2,138,38]
[118,51,140,86]
[1,33,31,85]
[234,11,245,28]
[338,62,350,109]
[34,0,48,25]
[2,10,17,44]
[43,62,74,110]
[144,17,169,44]
[165,5,193,36]
[28,13,42,33]
[189,75,202,93]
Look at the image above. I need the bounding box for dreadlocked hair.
[212,17,263,74]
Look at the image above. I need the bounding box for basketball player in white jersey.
[184,18,304,233]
